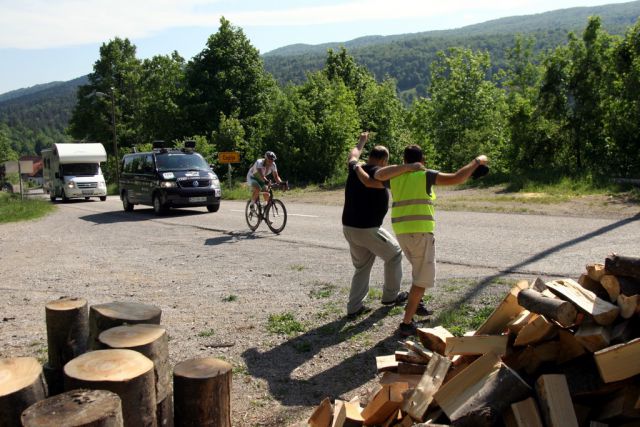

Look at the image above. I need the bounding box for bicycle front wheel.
[245,200,262,231]
[265,199,287,234]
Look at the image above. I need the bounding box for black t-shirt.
[342,162,389,228]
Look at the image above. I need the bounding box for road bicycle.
[245,181,288,234]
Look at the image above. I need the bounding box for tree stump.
[64,349,157,427]
[21,388,123,427]
[88,301,161,349]
[98,324,171,425]
[45,297,89,395]
[173,357,232,427]
[0,357,46,427]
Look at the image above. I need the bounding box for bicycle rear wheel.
[245,200,262,231]
[265,199,287,234]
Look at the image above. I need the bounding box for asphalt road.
[65,196,640,278]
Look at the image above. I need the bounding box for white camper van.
[42,143,108,202]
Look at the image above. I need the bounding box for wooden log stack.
[308,253,640,426]
[2,299,231,427]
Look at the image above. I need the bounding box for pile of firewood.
[307,254,640,427]
[0,300,233,427]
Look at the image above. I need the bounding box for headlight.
[98,182,106,189]
[67,181,76,189]
[160,181,177,188]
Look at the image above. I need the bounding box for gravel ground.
[0,186,637,426]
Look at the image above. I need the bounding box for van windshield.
[156,153,209,171]
[61,163,99,176]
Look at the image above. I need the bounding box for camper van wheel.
[153,195,167,215]
[100,196,107,201]
[49,193,56,202]
[122,191,133,211]
[84,197,90,200]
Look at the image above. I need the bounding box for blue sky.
[0,0,633,95]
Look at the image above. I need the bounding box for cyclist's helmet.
[265,151,277,161]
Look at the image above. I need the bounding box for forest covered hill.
[1,1,639,157]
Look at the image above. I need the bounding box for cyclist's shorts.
[248,177,266,191]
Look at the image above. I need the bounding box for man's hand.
[475,155,488,165]
[358,131,370,145]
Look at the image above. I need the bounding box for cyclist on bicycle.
[247,151,284,209]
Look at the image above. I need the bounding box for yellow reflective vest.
[390,171,436,235]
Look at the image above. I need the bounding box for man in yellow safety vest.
[375,144,488,336]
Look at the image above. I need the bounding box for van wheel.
[122,192,133,212]
[49,193,56,202]
[206,204,220,213]
[153,195,167,215]
[100,196,107,201]
[84,197,90,200]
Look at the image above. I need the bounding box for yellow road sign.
[218,151,240,163]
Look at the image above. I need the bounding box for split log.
[535,374,579,427]
[361,382,407,425]
[173,357,232,427]
[64,349,156,427]
[604,275,640,299]
[395,350,428,365]
[98,324,171,407]
[587,263,606,281]
[21,389,123,427]
[611,318,640,345]
[376,355,398,373]
[331,399,346,427]
[545,279,619,325]
[574,323,611,352]
[397,362,427,375]
[592,385,640,423]
[402,353,451,421]
[417,326,454,355]
[516,341,560,375]
[475,281,528,335]
[45,297,89,395]
[513,314,557,346]
[402,340,433,362]
[605,254,640,280]
[0,357,46,427]
[562,354,626,400]
[556,330,586,363]
[445,335,508,357]
[504,397,544,427]
[88,301,161,349]
[379,372,423,389]
[517,288,577,327]
[617,294,640,319]
[434,352,531,423]
[578,274,610,301]
[308,397,332,427]
[507,310,534,334]
[594,337,640,383]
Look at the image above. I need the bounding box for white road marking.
[230,209,318,218]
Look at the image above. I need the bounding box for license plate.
[82,190,93,195]
[215,189,221,197]
[189,196,206,203]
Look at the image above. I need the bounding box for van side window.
[142,154,154,174]
[122,156,135,174]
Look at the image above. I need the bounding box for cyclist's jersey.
[247,159,277,183]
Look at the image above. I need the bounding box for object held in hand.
[471,164,489,180]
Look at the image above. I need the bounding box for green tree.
[427,47,508,171]
[0,124,18,162]
[69,38,143,155]
[139,51,186,143]
[182,17,274,138]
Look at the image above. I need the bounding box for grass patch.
[221,182,251,200]
[198,329,215,337]
[0,193,56,223]
[368,288,383,300]
[309,282,336,299]
[389,306,404,316]
[439,304,494,336]
[290,264,305,272]
[267,312,305,336]
[222,294,238,302]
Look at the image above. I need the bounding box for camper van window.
[61,163,99,176]
[156,154,208,171]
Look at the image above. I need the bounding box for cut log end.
[92,301,162,322]
[98,324,166,348]
[45,297,87,311]
[21,389,123,426]
[174,357,232,379]
[0,357,42,396]
[64,349,153,382]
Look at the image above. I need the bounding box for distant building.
[19,155,44,186]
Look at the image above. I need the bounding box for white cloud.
[0,0,622,49]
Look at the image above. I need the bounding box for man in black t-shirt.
[342,132,423,317]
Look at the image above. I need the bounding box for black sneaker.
[346,306,371,319]
[399,320,417,337]
[382,291,409,306]
[415,301,433,316]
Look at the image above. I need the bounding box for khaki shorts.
[397,232,436,288]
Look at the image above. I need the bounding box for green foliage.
[0,193,56,223]
[267,312,305,336]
